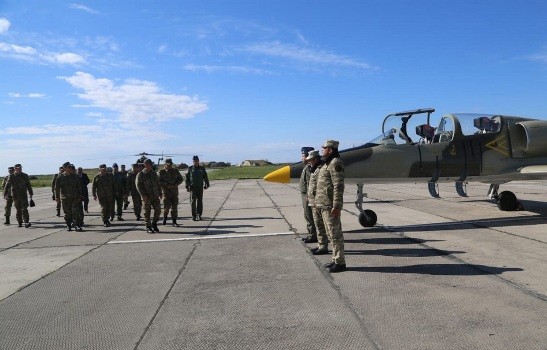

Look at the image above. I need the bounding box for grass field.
[27,165,287,188]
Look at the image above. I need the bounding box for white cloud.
[0,42,37,55]
[0,41,86,66]
[48,52,86,64]
[69,3,100,15]
[8,92,46,98]
[0,18,10,34]
[1,124,102,135]
[60,72,208,123]
[183,64,272,75]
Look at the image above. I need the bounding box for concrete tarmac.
[0,179,546,349]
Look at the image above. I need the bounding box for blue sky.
[1,0,546,174]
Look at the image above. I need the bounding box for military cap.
[14,164,22,168]
[112,163,118,168]
[99,164,107,169]
[8,166,14,170]
[322,139,339,149]
[121,164,126,168]
[132,163,139,167]
[144,159,153,165]
[58,166,64,170]
[301,147,314,156]
[192,155,199,161]
[305,149,320,160]
[107,167,112,172]
[62,161,71,168]
[164,158,173,164]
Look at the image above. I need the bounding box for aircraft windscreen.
[366,128,397,145]
[453,113,501,135]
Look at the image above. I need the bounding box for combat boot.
[67,225,72,231]
[123,202,129,210]
[18,221,22,227]
[162,215,167,225]
[146,226,155,233]
[24,222,31,228]
[117,216,124,221]
[103,220,111,227]
[136,214,141,220]
[172,218,179,227]
[152,222,160,233]
[3,218,9,226]
[56,210,61,217]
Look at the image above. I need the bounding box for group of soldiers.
[299,140,347,273]
[2,156,210,234]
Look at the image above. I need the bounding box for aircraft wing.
[518,165,547,175]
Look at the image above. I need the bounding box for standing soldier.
[159,158,184,226]
[3,164,33,228]
[77,167,90,213]
[121,164,130,209]
[92,164,116,227]
[306,150,329,255]
[315,140,347,273]
[137,159,162,233]
[111,163,126,221]
[55,162,83,231]
[2,166,15,225]
[185,155,209,221]
[126,163,143,220]
[300,147,317,243]
[51,166,63,217]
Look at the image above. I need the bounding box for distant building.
[241,160,272,167]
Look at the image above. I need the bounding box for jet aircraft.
[263,108,547,227]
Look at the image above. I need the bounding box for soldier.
[51,166,63,217]
[2,166,15,225]
[300,146,317,243]
[121,164,130,209]
[126,163,143,220]
[315,140,347,273]
[137,159,162,233]
[92,164,116,227]
[185,155,209,221]
[306,150,329,255]
[159,158,184,226]
[55,162,83,231]
[77,167,90,213]
[3,164,33,228]
[111,163,126,221]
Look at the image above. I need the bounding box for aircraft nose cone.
[263,166,291,183]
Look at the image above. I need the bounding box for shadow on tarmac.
[345,248,464,257]
[347,264,523,275]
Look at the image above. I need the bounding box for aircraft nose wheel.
[497,191,519,211]
[358,210,377,227]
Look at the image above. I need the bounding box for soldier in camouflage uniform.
[315,140,347,273]
[121,164,130,209]
[185,155,210,221]
[159,158,184,226]
[51,166,63,217]
[3,164,33,228]
[299,147,317,243]
[306,150,329,255]
[137,159,162,233]
[92,164,116,227]
[55,162,83,231]
[126,163,143,220]
[2,166,15,225]
[111,163,126,221]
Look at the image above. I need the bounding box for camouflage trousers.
[62,197,83,226]
[112,194,124,218]
[130,191,142,217]
[321,208,345,265]
[311,206,328,250]
[302,193,316,238]
[143,197,161,227]
[163,192,179,219]
[98,196,114,222]
[4,196,13,219]
[13,196,29,223]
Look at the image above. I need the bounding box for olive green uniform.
[112,171,126,219]
[315,156,345,265]
[2,174,13,223]
[307,163,328,250]
[185,165,209,219]
[51,172,62,216]
[3,172,33,225]
[136,169,162,228]
[300,164,316,240]
[126,171,142,219]
[92,173,115,223]
[159,168,184,221]
[55,173,83,227]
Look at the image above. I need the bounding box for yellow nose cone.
[263,165,291,183]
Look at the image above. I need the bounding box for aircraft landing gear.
[496,191,520,211]
[355,184,377,227]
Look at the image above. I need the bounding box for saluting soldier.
[315,140,347,273]
[137,159,162,233]
[55,162,83,231]
[306,150,329,255]
[185,155,209,221]
[2,166,15,225]
[3,164,33,228]
[159,158,184,226]
[126,163,143,220]
[51,166,63,217]
[300,146,317,243]
[92,164,116,227]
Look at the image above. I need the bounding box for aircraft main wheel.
[358,210,377,227]
[497,191,518,211]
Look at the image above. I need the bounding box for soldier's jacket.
[315,156,345,209]
[92,173,115,199]
[2,175,10,193]
[3,172,33,199]
[55,173,82,199]
[185,166,209,189]
[159,168,183,195]
[51,173,60,195]
[136,169,161,199]
[112,172,126,196]
[126,171,140,195]
[299,164,312,194]
[306,163,322,207]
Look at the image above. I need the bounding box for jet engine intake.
[511,120,547,158]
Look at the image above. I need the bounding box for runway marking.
[107,231,295,244]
